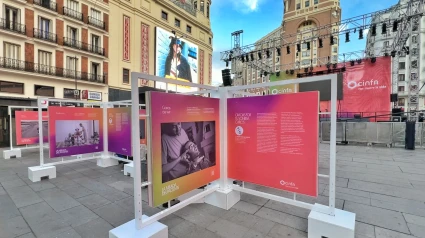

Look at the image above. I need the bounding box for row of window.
[0,80,78,98]
[193,1,210,18]
[3,42,101,75]
[284,0,319,12]
[161,10,212,45]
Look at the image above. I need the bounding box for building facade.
[108,0,213,101]
[0,0,109,146]
[365,0,425,110]
[282,0,341,68]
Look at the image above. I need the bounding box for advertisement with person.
[148,92,219,207]
[227,92,319,197]
[155,27,199,92]
[269,71,298,95]
[49,107,103,158]
[15,111,49,145]
[107,107,131,156]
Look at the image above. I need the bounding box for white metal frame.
[7,106,49,151]
[129,72,338,230]
[37,97,105,167]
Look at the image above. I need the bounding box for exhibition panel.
[15,111,49,145]
[48,106,104,158]
[227,92,320,197]
[140,109,147,145]
[147,91,220,207]
[107,107,132,156]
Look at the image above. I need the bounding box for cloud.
[215,0,266,13]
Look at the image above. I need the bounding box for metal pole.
[328,76,337,216]
[131,73,143,229]
[219,87,228,189]
[8,107,13,150]
[38,98,44,166]
[75,56,78,100]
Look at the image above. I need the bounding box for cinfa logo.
[347,79,379,89]
[280,180,296,187]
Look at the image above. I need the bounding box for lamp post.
[74,55,78,100]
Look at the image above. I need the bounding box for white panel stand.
[308,203,356,238]
[178,188,205,203]
[28,166,56,182]
[109,216,168,238]
[204,182,240,210]
[124,162,134,177]
[97,154,119,168]
[3,149,21,159]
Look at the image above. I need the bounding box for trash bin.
[405,121,415,150]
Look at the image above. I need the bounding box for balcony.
[63,37,105,56]
[63,7,83,22]
[33,28,57,43]
[34,0,57,12]
[88,17,105,30]
[170,0,197,17]
[0,18,26,35]
[0,57,106,84]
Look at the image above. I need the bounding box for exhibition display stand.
[108,73,355,238]
[3,106,49,159]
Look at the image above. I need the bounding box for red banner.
[320,57,391,120]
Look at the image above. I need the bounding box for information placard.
[148,92,220,207]
[49,107,103,158]
[227,92,319,197]
[15,111,48,145]
[107,107,132,156]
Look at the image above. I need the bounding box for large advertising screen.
[155,27,199,92]
[227,92,319,197]
[49,107,103,158]
[269,72,298,95]
[15,111,48,145]
[107,107,132,156]
[148,92,219,207]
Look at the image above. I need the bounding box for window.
[207,3,210,18]
[399,62,405,69]
[398,86,405,92]
[5,6,20,30]
[398,98,405,107]
[296,3,301,9]
[200,0,205,13]
[384,41,389,47]
[314,0,319,4]
[39,17,51,34]
[38,50,51,66]
[67,0,79,10]
[91,34,100,49]
[194,1,197,10]
[209,37,212,45]
[123,68,130,84]
[161,11,168,20]
[305,0,310,7]
[333,46,338,53]
[175,18,180,27]
[186,25,192,33]
[66,56,78,78]
[67,26,78,46]
[91,8,101,20]
[398,74,405,81]
[302,51,310,57]
[0,81,23,94]
[91,62,99,77]
[3,42,20,60]
[34,85,54,97]
[412,36,418,43]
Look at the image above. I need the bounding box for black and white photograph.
[55,120,100,148]
[161,121,216,183]
[21,120,48,138]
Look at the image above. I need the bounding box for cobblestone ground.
[0,144,424,238]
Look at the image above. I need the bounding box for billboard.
[107,107,132,156]
[15,111,48,145]
[155,27,199,92]
[148,92,219,207]
[269,72,298,95]
[49,107,103,158]
[227,92,319,197]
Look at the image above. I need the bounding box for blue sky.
[209,0,399,85]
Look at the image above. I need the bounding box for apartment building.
[0,0,109,146]
[108,0,213,101]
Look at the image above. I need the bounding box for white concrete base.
[109,216,168,238]
[204,185,240,210]
[28,166,56,182]
[178,188,205,203]
[97,155,119,168]
[3,149,22,159]
[308,203,356,238]
[124,162,134,177]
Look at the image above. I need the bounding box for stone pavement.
[0,144,424,238]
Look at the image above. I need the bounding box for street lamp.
[74,55,78,100]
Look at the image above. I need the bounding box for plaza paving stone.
[0,144,424,237]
